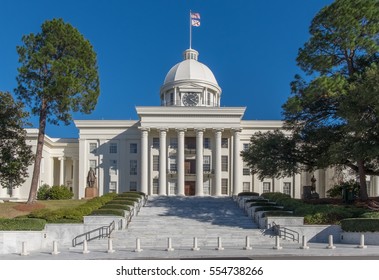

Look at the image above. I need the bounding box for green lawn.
[0,200,86,219]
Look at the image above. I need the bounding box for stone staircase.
[88,196,278,250]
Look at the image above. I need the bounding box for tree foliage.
[15,18,100,203]
[243,0,379,200]
[0,91,34,189]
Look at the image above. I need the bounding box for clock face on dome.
[182,92,199,107]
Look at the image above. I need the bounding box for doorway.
[185,181,195,196]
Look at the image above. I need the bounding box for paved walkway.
[1,196,379,260]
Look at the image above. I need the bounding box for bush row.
[238,192,259,197]
[0,218,46,231]
[341,218,379,232]
[90,191,146,217]
[28,193,118,223]
[261,192,367,224]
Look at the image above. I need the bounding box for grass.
[0,200,86,219]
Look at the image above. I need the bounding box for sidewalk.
[1,242,379,260]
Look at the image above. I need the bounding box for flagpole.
[189,10,192,49]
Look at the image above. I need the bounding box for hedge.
[245,199,269,203]
[238,192,259,197]
[0,218,46,231]
[100,204,131,211]
[253,206,283,212]
[91,209,125,217]
[262,211,294,218]
[341,218,379,232]
[113,197,140,202]
[248,202,276,207]
[106,200,135,206]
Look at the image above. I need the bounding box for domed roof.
[162,49,220,89]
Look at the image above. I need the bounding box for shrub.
[48,185,74,200]
[114,196,139,202]
[91,209,125,216]
[262,211,294,218]
[361,212,379,219]
[0,218,46,231]
[37,184,50,200]
[119,191,145,198]
[326,180,360,198]
[100,204,131,211]
[245,199,269,203]
[248,202,275,207]
[37,185,74,200]
[238,192,259,197]
[341,218,379,232]
[106,200,135,206]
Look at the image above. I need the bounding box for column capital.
[195,128,205,133]
[58,156,66,161]
[176,128,187,133]
[213,128,224,133]
[138,126,150,132]
[231,128,242,134]
[159,128,168,133]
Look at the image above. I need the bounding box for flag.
[191,12,200,27]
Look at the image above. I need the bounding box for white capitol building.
[2,48,379,200]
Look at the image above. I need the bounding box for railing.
[72,194,149,247]
[72,221,115,247]
[272,222,300,243]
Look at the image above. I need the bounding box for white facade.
[2,48,379,200]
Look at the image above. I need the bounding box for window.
[283,182,291,196]
[130,160,137,175]
[153,155,159,171]
[221,179,228,195]
[109,143,117,154]
[89,160,97,173]
[170,137,178,148]
[203,180,210,195]
[243,161,250,175]
[221,156,228,172]
[170,92,174,105]
[89,143,97,153]
[221,138,228,148]
[130,143,137,153]
[203,156,211,172]
[130,181,137,191]
[109,182,117,193]
[109,160,117,175]
[153,179,159,194]
[263,182,271,193]
[204,138,211,149]
[152,138,160,149]
[243,182,250,192]
[207,91,211,105]
[169,157,177,172]
[169,181,177,195]
[243,143,249,151]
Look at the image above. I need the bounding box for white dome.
[162,49,220,90]
[164,59,219,86]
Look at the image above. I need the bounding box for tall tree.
[0,91,34,192]
[243,0,379,200]
[15,18,100,203]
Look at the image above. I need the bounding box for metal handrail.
[72,220,115,247]
[272,222,300,243]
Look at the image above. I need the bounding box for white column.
[214,129,222,196]
[78,139,86,199]
[140,128,149,195]
[177,129,185,196]
[196,129,204,196]
[233,129,241,196]
[73,158,79,199]
[373,176,379,197]
[59,157,65,186]
[159,129,167,195]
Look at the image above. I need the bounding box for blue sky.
[1,0,333,138]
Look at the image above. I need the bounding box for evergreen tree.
[15,18,100,203]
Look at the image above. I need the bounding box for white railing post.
[52,241,60,255]
[192,237,200,251]
[166,237,174,251]
[20,241,29,256]
[357,234,367,249]
[243,236,252,250]
[134,238,143,252]
[83,240,90,254]
[300,235,309,249]
[216,237,224,251]
[107,237,115,253]
[273,236,283,250]
[326,235,336,249]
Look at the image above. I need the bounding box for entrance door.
[185,181,196,196]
